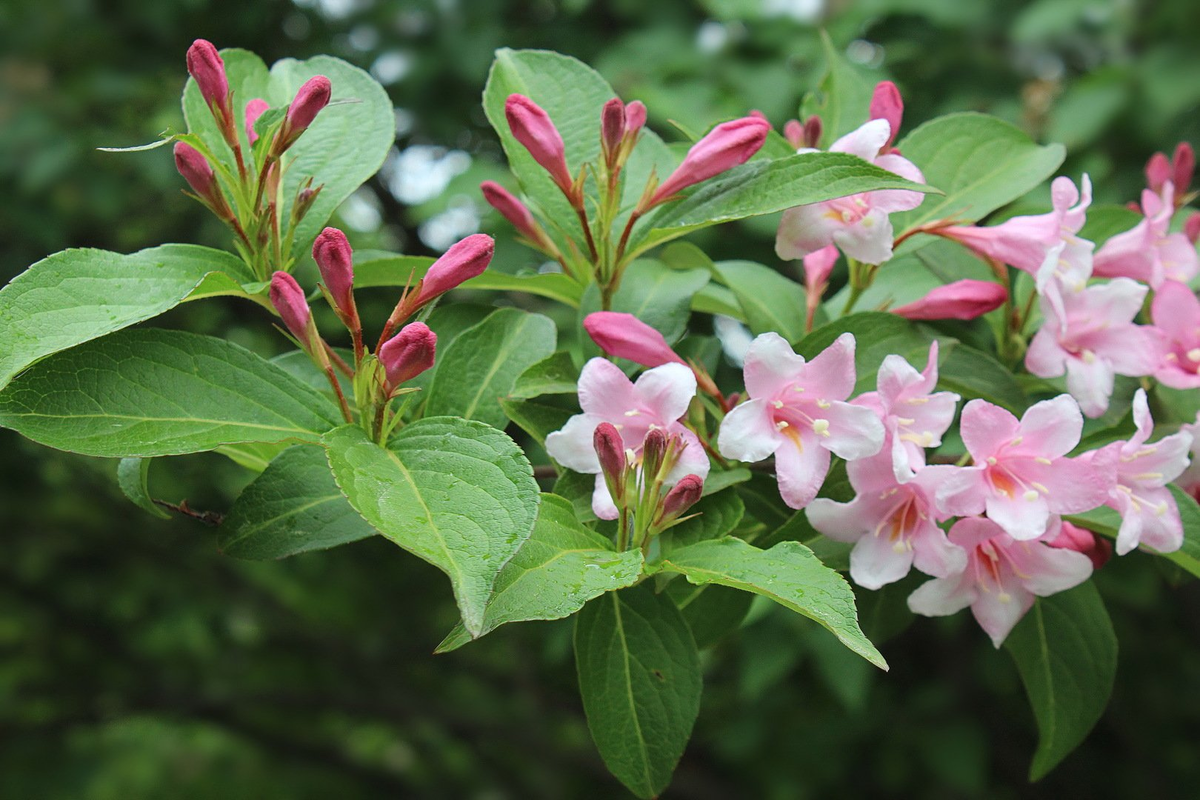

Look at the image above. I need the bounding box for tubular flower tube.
[275,76,332,152]
[312,227,357,321]
[187,39,232,126]
[892,279,1008,321]
[479,182,555,252]
[413,234,495,306]
[269,271,317,350]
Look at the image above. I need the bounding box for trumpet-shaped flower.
[1084,389,1192,555]
[1093,185,1199,287]
[775,118,925,265]
[545,359,708,520]
[1025,249,1160,418]
[807,444,965,589]
[852,341,959,482]
[926,395,1112,540]
[717,333,884,508]
[907,516,1094,647]
[1151,280,1200,390]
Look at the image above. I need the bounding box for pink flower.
[1147,143,1195,201]
[1085,389,1192,555]
[1093,184,1199,287]
[545,359,709,520]
[891,279,1008,321]
[312,227,356,319]
[1146,151,1172,194]
[717,333,884,509]
[648,116,770,206]
[939,176,1094,288]
[807,445,965,589]
[783,119,805,149]
[1047,519,1112,571]
[379,322,437,390]
[624,101,647,136]
[505,94,575,200]
[244,98,269,144]
[1025,252,1160,417]
[802,245,839,295]
[775,118,925,265]
[868,81,903,151]
[414,233,495,305]
[907,516,1094,647]
[852,342,960,482]
[927,395,1112,540]
[1150,280,1200,389]
[583,312,684,369]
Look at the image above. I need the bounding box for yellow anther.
[987,457,998,465]
[1023,490,1039,501]
[817,399,831,409]
[1035,457,1052,465]
[812,419,830,436]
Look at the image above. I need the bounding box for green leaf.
[891,112,1066,238]
[425,308,557,428]
[937,340,1028,413]
[498,397,575,447]
[599,260,710,343]
[183,50,395,260]
[1066,485,1200,579]
[651,537,887,669]
[323,419,539,636]
[1004,583,1117,780]
[0,245,256,391]
[799,31,877,147]
[353,250,585,307]
[711,260,807,344]
[798,312,935,395]
[0,329,342,457]
[116,458,169,519]
[669,583,753,649]
[661,489,745,554]
[509,351,580,399]
[435,494,644,652]
[219,445,377,560]
[1079,204,1143,247]
[574,585,702,799]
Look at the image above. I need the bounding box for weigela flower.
[545,359,709,520]
[775,118,925,265]
[1150,280,1200,390]
[1084,389,1192,555]
[1093,184,1199,287]
[583,312,685,369]
[1025,248,1160,418]
[505,94,575,200]
[312,227,357,320]
[717,333,884,509]
[907,516,1094,647]
[926,395,1112,541]
[852,341,960,482]
[807,444,965,589]
[891,279,1008,321]
[648,116,769,206]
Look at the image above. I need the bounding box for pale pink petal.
[829,118,890,160]
[1157,233,1199,285]
[876,351,927,403]
[591,474,619,521]
[1026,331,1067,381]
[832,208,895,264]
[1093,222,1155,281]
[1131,430,1194,483]
[1015,394,1084,459]
[1128,491,1184,554]
[871,153,926,212]
[717,399,781,463]
[1009,542,1093,596]
[908,391,960,447]
[927,464,988,517]
[947,515,1009,549]
[1022,455,1112,515]
[819,400,885,460]
[577,357,637,417]
[911,526,968,579]
[959,399,1020,460]
[1151,280,1200,343]
[1064,355,1115,419]
[850,532,915,589]
[743,332,808,399]
[986,492,1052,541]
[891,430,924,483]
[776,203,836,260]
[667,428,712,484]
[971,582,1035,648]
[632,362,696,422]
[1050,175,1080,213]
[802,332,858,401]
[544,413,603,473]
[775,434,831,509]
[1089,326,1161,377]
[845,445,904,493]
[908,572,976,617]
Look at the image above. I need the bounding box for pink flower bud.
[869,81,904,149]
[583,312,684,368]
[802,245,839,293]
[1173,141,1195,197]
[379,322,437,388]
[649,116,770,206]
[287,75,332,133]
[1146,152,1171,194]
[601,97,626,156]
[641,428,669,479]
[269,271,313,344]
[783,119,804,149]
[624,100,647,135]
[415,233,495,305]
[1047,520,1112,571]
[505,94,574,198]
[1185,212,1200,244]
[803,115,823,148]
[312,227,355,317]
[891,279,1008,321]
[480,181,540,240]
[749,109,767,120]
[174,141,231,219]
[593,422,627,485]
[244,98,269,144]
[186,39,230,114]
[660,474,704,520]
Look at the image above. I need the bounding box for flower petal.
[986,492,1052,541]
[591,474,619,521]
[959,399,1020,460]
[633,361,696,422]
[832,208,895,264]
[717,399,781,463]
[743,332,808,399]
[1016,394,1084,458]
[776,203,836,260]
[971,582,1035,648]
[801,332,858,401]
[577,357,637,417]
[775,433,831,509]
[544,413,603,473]
[819,400,885,461]
[908,572,976,617]
[850,532,915,589]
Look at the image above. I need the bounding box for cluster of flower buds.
[174,40,333,279]
[267,227,495,442]
[1144,142,1195,210]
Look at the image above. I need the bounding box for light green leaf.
[582,260,710,344]
[436,494,644,652]
[1004,583,1117,780]
[1079,204,1143,247]
[183,50,395,260]
[937,340,1027,413]
[509,351,580,399]
[669,582,753,650]
[650,537,886,669]
[219,445,377,560]
[574,585,702,800]
[711,260,807,344]
[891,112,1066,238]
[425,308,557,428]
[0,329,342,457]
[1066,485,1200,579]
[0,245,257,390]
[498,397,575,447]
[353,250,585,307]
[117,458,169,519]
[323,420,539,636]
[799,30,876,146]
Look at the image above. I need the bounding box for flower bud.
[658,474,704,522]
[593,422,627,502]
[648,116,769,207]
[783,119,804,149]
[292,181,322,225]
[1146,151,1171,194]
[892,279,1008,321]
[173,141,232,220]
[379,322,437,389]
[802,245,838,294]
[624,100,647,135]
[312,227,356,319]
[803,115,823,148]
[269,271,314,345]
[287,75,332,133]
[641,428,669,481]
[480,181,544,245]
[415,233,495,305]
[1047,520,1112,571]
[505,94,574,199]
[584,312,684,368]
[186,40,230,117]
[244,98,269,144]
[1173,141,1195,198]
[869,81,903,149]
[601,97,626,159]
[1185,212,1200,245]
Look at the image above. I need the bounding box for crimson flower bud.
[869,81,904,149]
[1146,152,1171,194]
[659,474,704,522]
[648,116,769,207]
[783,119,804,149]
[593,422,627,492]
[187,40,230,116]
[505,94,574,199]
[415,233,495,305]
[641,428,669,480]
[312,227,356,319]
[1185,212,1200,245]
[173,141,232,220]
[287,75,332,132]
[1172,141,1195,197]
[480,181,543,243]
[601,97,626,158]
[1047,520,1112,571]
[802,115,823,148]
[584,312,684,368]
[624,100,647,135]
[269,271,313,344]
[379,322,437,389]
[244,98,269,144]
[892,279,1008,321]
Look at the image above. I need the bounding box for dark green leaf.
[116,458,169,519]
[711,260,807,344]
[499,397,575,447]
[509,351,580,399]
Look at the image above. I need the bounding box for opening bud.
[584,312,683,368]
[379,322,437,390]
[274,76,332,153]
[1146,151,1171,194]
[312,227,356,320]
[647,116,769,208]
[869,81,904,150]
[244,98,270,144]
[1047,520,1112,571]
[802,115,823,148]
[173,142,233,221]
[505,94,575,201]
[891,279,1008,321]
[414,233,495,306]
[292,180,323,225]
[783,119,804,149]
[624,100,647,136]
[269,271,315,347]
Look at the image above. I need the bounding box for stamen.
[1031,482,1050,494]
[987,457,998,465]
[772,400,784,409]
[812,419,830,437]
[775,420,789,431]
[816,399,831,409]
[624,409,640,417]
[1035,457,1052,465]
[897,417,916,426]
[1023,490,1039,501]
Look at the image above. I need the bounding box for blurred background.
[3,0,1200,797]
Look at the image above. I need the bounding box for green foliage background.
[2,0,1199,796]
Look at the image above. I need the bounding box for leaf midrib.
[611,592,654,794]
